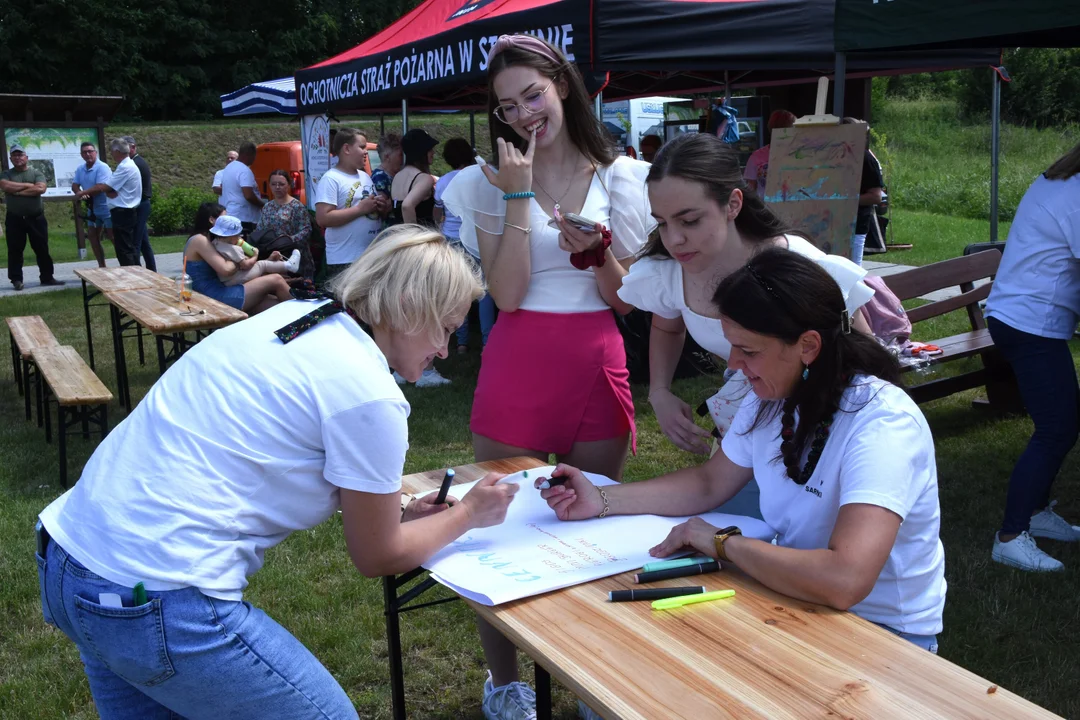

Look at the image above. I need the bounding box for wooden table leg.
[535,662,552,720]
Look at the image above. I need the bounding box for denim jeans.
[987,317,1080,535]
[136,198,157,271]
[850,233,867,266]
[37,535,358,720]
[874,622,939,653]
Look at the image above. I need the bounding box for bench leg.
[24,359,33,422]
[42,378,51,444]
[978,350,1026,415]
[10,331,22,393]
[58,405,68,488]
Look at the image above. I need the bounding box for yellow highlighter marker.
[652,589,735,611]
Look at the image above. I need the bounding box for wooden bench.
[30,345,112,488]
[6,315,60,425]
[881,250,1023,412]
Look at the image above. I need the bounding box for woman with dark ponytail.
[618,133,875,518]
[542,249,946,652]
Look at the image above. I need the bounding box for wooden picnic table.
[389,457,1059,720]
[74,266,174,371]
[102,285,246,411]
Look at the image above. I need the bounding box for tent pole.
[990,68,1001,243]
[833,52,847,117]
[401,99,408,133]
[594,91,603,120]
[380,113,385,137]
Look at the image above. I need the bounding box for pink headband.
[489,34,563,65]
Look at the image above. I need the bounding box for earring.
[801,364,810,381]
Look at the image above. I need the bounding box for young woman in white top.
[618,133,874,517]
[441,34,653,720]
[35,226,518,720]
[543,249,946,652]
[984,142,1080,572]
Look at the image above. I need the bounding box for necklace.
[532,172,575,211]
[779,399,834,484]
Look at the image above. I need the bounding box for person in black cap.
[390,129,438,227]
[1,143,62,290]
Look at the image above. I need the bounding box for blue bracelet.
[503,191,535,200]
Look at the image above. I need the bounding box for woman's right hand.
[650,389,712,455]
[534,464,605,521]
[480,130,536,195]
[460,472,519,528]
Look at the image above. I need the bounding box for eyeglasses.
[493,78,555,125]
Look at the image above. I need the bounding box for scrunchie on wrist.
[569,227,612,270]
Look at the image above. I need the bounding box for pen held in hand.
[434,468,455,505]
[634,560,720,584]
[538,475,568,490]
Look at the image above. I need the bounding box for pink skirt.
[471,309,636,455]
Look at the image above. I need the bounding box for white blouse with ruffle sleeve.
[442,156,655,314]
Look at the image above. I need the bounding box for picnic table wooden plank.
[104,286,247,334]
[403,458,1059,720]
[74,266,173,294]
[30,346,112,406]
[6,316,59,359]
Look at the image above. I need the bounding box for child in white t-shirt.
[208,215,299,286]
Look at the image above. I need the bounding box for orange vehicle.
[252,141,379,206]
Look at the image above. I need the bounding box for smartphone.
[548,211,600,232]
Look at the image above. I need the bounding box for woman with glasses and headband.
[442,34,653,720]
[540,249,946,655]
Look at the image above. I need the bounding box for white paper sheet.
[421,466,776,606]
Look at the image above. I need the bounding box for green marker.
[641,556,709,573]
[652,588,735,611]
[133,582,148,606]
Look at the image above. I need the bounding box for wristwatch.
[713,525,742,563]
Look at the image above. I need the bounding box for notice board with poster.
[4,128,98,198]
[762,122,867,257]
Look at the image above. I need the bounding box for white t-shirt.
[721,376,946,635]
[618,235,875,359]
[315,167,382,265]
[442,157,656,313]
[220,160,262,224]
[105,157,142,210]
[39,300,409,602]
[212,168,224,190]
[985,172,1080,340]
[434,169,463,240]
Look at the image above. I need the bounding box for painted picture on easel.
[763,123,867,257]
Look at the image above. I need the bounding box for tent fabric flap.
[221,77,297,116]
[294,0,592,114]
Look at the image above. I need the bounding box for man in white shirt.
[314,128,385,280]
[220,142,264,232]
[80,138,142,266]
[212,150,239,196]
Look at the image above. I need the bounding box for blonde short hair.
[331,224,484,344]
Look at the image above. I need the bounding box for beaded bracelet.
[503,191,535,200]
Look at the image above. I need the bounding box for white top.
[985,172,1080,340]
[105,157,143,210]
[220,160,262,224]
[721,376,946,635]
[212,168,224,190]
[618,235,875,359]
[315,167,382,265]
[442,157,656,313]
[434,168,463,239]
[39,300,409,602]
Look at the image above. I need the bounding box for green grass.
[0,285,1079,719]
[0,231,188,269]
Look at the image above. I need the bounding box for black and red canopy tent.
[294,0,996,115]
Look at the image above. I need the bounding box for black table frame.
[80,278,145,373]
[381,569,552,720]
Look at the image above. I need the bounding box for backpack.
[861,274,911,344]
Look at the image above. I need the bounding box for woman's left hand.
[556,218,605,254]
[649,517,720,559]
[402,493,456,522]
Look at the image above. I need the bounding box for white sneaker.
[482,672,537,720]
[1029,501,1080,542]
[992,531,1065,572]
[78,248,87,260]
[415,367,451,388]
[392,371,407,385]
[578,699,605,720]
[284,249,301,273]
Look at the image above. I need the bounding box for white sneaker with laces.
[577,699,605,720]
[1029,501,1080,542]
[482,672,537,720]
[78,248,87,260]
[284,249,301,273]
[415,367,451,388]
[392,371,406,385]
[992,531,1065,572]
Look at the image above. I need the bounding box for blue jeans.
[449,239,495,347]
[874,622,939,653]
[850,233,867,266]
[987,317,1080,535]
[37,535,358,719]
[137,198,156,271]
